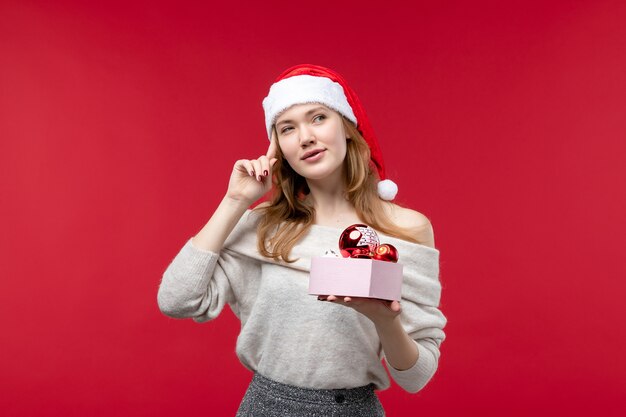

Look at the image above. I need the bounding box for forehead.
[275,103,332,124]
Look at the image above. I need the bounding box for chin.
[298,166,343,181]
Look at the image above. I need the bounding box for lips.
[301,149,325,160]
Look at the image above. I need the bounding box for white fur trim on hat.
[377,179,398,201]
[262,75,357,140]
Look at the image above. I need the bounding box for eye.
[313,114,326,123]
[280,126,293,134]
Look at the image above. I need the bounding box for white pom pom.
[377,179,398,201]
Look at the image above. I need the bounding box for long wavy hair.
[255,116,420,263]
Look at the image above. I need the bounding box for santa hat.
[262,64,398,201]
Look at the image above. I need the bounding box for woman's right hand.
[225,134,278,205]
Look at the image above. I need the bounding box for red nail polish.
[263,170,268,176]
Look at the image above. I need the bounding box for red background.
[1,1,625,416]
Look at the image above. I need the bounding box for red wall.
[1,1,625,416]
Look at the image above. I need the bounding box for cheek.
[278,141,297,162]
[335,136,348,158]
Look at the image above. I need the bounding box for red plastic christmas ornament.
[373,243,399,263]
[338,224,380,258]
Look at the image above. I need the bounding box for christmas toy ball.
[373,243,399,263]
[338,224,380,258]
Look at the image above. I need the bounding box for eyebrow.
[276,106,328,127]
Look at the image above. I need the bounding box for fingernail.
[249,171,254,176]
[263,170,268,176]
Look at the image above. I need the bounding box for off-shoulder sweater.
[157,209,447,393]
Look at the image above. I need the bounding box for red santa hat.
[262,64,398,201]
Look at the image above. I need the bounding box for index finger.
[266,130,278,158]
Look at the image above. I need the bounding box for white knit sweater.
[158,209,447,393]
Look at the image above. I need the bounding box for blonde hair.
[255,116,419,263]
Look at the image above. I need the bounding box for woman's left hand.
[318,295,401,326]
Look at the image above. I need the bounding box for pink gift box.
[309,257,404,301]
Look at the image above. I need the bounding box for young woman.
[158,64,447,416]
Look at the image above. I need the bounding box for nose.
[299,127,316,146]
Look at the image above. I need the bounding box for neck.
[305,176,360,226]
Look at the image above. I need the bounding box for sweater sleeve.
[157,212,262,323]
[384,245,447,393]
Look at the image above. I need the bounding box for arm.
[379,208,440,385]
[381,309,445,394]
[191,196,251,253]
[324,294,444,394]
[157,208,259,321]
[325,209,446,393]
[157,138,278,320]
[382,213,445,393]
[191,136,278,252]
[375,315,419,372]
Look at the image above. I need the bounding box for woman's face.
[275,103,348,182]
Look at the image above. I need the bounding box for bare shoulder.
[382,202,435,248]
